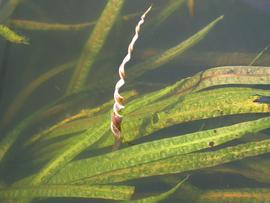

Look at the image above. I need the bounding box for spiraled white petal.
[115,78,125,90]
[111,5,152,142]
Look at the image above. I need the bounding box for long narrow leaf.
[0,0,24,23]
[31,87,270,151]
[128,176,189,203]
[66,0,125,95]
[30,121,109,185]
[78,136,270,185]
[176,66,270,95]
[0,185,134,201]
[0,24,28,44]
[128,16,223,80]
[0,60,76,128]
[198,188,270,203]
[48,116,270,184]
[0,93,86,162]
[101,87,270,146]
[147,0,186,27]
[25,90,137,146]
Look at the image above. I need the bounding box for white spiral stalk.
[111,5,152,149]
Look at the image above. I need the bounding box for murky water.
[0,0,270,202]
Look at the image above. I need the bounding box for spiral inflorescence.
[111,5,152,150]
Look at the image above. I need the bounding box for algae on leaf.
[48,116,270,184]
[71,136,270,185]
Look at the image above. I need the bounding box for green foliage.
[0,185,134,200]
[128,176,189,203]
[25,90,137,147]
[208,157,270,184]
[30,121,109,185]
[120,87,270,143]
[146,0,187,27]
[71,138,270,185]
[249,44,270,65]
[0,24,28,44]
[22,86,269,168]
[0,110,38,161]
[10,19,96,31]
[0,1,270,203]
[0,60,76,127]
[66,0,125,95]
[0,0,24,23]
[198,188,270,203]
[0,97,69,162]
[28,65,270,150]
[46,116,270,184]
[9,11,142,31]
[129,15,224,80]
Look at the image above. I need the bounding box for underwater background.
[0,0,270,202]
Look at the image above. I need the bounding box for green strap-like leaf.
[0,24,28,44]
[100,87,270,146]
[30,87,270,156]
[128,65,270,112]
[0,95,78,162]
[0,112,38,162]
[82,12,222,94]
[128,15,224,80]
[66,0,125,95]
[9,11,141,31]
[0,185,134,201]
[124,65,270,116]
[30,136,82,167]
[208,157,270,184]
[25,90,137,147]
[174,66,270,96]
[47,116,270,184]
[128,176,189,203]
[2,65,269,165]
[3,65,268,163]
[198,188,270,203]
[249,44,270,65]
[0,60,76,128]
[0,0,24,23]
[10,19,95,31]
[79,135,270,185]
[30,121,109,185]
[146,0,187,27]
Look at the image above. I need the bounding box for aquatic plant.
[66,0,125,95]
[0,1,270,203]
[0,24,28,44]
[111,5,152,149]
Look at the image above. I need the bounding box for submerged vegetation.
[0,0,270,202]
[0,24,28,44]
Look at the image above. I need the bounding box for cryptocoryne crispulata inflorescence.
[111,5,152,150]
